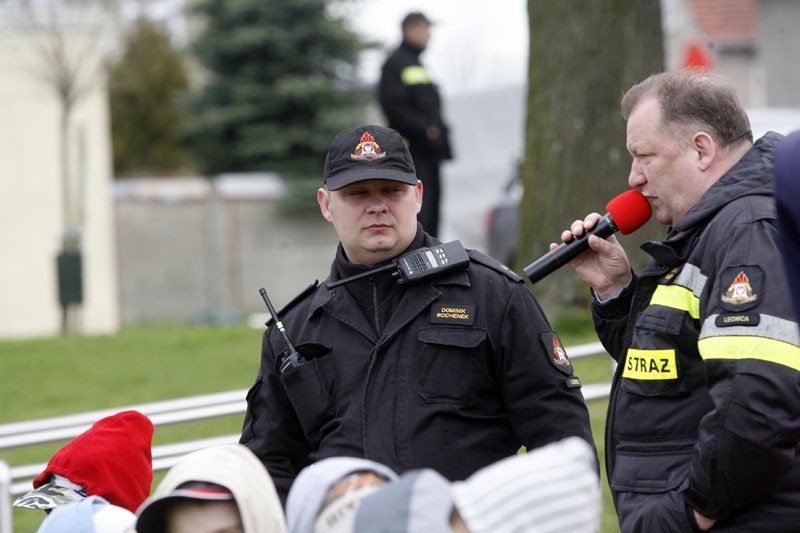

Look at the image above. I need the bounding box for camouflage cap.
[13,474,88,510]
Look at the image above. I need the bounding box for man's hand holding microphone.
[554,212,635,301]
[524,189,652,300]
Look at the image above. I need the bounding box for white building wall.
[760,0,800,107]
[0,30,119,338]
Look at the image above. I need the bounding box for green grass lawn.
[0,318,620,532]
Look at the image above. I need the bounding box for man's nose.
[628,161,646,189]
[366,194,389,212]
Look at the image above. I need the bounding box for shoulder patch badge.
[719,266,764,312]
[540,331,573,375]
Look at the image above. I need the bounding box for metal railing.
[0,389,247,451]
[0,342,610,533]
[0,389,247,533]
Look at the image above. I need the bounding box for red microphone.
[523,190,652,284]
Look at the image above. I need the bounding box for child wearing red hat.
[13,410,154,514]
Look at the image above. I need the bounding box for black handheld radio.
[326,240,470,289]
[259,287,304,374]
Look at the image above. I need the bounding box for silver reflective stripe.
[672,263,707,297]
[701,313,800,346]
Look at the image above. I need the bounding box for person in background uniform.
[379,12,452,238]
[774,130,800,320]
[240,124,594,504]
[556,69,800,532]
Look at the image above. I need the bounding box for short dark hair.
[401,12,431,30]
[621,69,752,148]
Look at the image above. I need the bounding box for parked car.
[484,108,800,268]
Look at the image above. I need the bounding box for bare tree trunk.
[518,0,665,311]
[5,0,115,334]
[58,100,79,336]
[60,101,72,232]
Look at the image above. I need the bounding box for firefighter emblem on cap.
[350,131,386,161]
[721,270,758,305]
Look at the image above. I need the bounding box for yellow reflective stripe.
[401,65,431,85]
[650,284,700,319]
[699,336,800,371]
[623,349,678,379]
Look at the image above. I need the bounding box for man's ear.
[415,180,423,214]
[318,188,333,222]
[692,131,717,171]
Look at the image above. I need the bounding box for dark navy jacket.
[594,133,800,532]
[775,130,800,321]
[241,230,594,502]
[378,41,452,161]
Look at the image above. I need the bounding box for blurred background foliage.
[108,0,376,211]
[109,15,191,176]
[180,0,372,179]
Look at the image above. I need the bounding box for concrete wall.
[114,177,339,323]
[115,82,527,326]
[0,30,119,339]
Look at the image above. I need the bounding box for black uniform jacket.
[594,133,800,532]
[241,230,594,502]
[378,41,452,161]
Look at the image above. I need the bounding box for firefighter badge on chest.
[720,265,764,311]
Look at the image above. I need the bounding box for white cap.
[451,437,600,533]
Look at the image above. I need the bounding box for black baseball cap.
[323,125,417,191]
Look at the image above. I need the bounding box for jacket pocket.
[417,326,487,405]
[241,374,263,441]
[611,439,693,493]
[281,359,336,445]
[610,439,695,532]
[636,310,682,336]
[621,309,697,397]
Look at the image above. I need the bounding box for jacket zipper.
[370,277,380,333]
[362,276,380,457]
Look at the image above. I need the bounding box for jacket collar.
[400,40,424,57]
[640,132,782,268]
[673,132,780,233]
[308,226,470,318]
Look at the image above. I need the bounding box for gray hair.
[621,70,752,148]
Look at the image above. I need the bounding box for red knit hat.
[28,410,154,513]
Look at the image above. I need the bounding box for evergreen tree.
[109,16,190,176]
[185,0,369,178]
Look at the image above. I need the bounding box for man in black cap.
[240,125,595,504]
[379,12,452,238]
